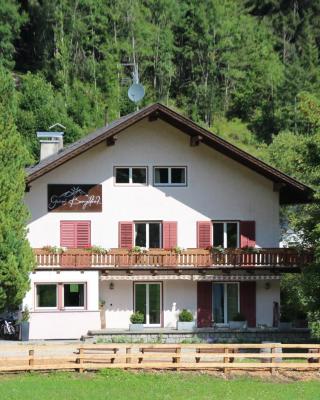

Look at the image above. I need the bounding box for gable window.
[154,167,186,186]
[115,167,147,185]
[135,222,161,248]
[213,222,239,248]
[60,221,91,248]
[213,283,239,324]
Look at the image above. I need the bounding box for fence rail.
[1,343,320,373]
[34,248,313,269]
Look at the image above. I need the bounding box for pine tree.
[0,67,34,311]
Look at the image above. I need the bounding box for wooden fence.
[1,343,320,373]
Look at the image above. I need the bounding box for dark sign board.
[48,184,102,212]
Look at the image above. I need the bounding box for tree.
[0,0,27,69]
[0,67,34,311]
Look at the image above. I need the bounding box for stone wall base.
[86,329,313,344]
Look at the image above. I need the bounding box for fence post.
[174,346,181,371]
[77,347,84,373]
[126,346,132,364]
[29,349,34,370]
[271,346,275,375]
[223,347,229,374]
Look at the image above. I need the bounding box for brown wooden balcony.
[33,248,314,271]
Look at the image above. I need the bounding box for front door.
[134,283,161,326]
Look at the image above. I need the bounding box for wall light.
[109,282,115,290]
[264,282,271,290]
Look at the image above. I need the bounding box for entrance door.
[134,283,161,326]
[213,283,239,324]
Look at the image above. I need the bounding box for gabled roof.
[26,103,313,204]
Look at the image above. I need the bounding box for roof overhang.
[26,103,313,205]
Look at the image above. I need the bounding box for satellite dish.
[128,83,145,103]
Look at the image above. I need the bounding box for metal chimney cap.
[37,131,64,138]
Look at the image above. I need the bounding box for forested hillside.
[0,1,320,330]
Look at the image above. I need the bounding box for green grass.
[0,370,319,400]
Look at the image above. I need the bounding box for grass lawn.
[0,370,320,400]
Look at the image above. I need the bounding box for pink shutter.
[197,282,212,327]
[60,221,76,248]
[240,281,256,327]
[162,221,177,249]
[60,221,91,248]
[76,221,91,248]
[240,221,256,248]
[119,222,134,248]
[197,221,212,248]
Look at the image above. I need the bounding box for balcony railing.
[34,248,314,269]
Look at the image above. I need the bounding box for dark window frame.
[114,166,148,186]
[153,166,187,187]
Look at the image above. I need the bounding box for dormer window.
[114,167,147,185]
[154,167,187,186]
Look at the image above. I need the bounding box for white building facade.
[23,103,312,339]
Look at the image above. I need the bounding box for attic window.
[154,167,187,186]
[115,167,147,185]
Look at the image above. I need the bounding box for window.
[35,283,86,309]
[134,283,161,326]
[135,222,161,248]
[115,167,147,185]
[213,222,239,248]
[64,284,85,308]
[154,167,186,186]
[36,284,57,308]
[60,221,91,248]
[213,283,239,324]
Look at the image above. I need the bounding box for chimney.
[37,131,64,161]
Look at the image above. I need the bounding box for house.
[23,103,313,340]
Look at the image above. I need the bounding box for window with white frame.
[64,284,85,308]
[35,283,85,309]
[114,167,147,185]
[213,283,239,324]
[134,222,162,248]
[213,222,239,248]
[36,284,58,308]
[134,282,161,326]
[153,167,186,186]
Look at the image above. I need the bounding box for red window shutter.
[60,221,76,248]
[119,222,133,248]
[162,221,177,249]
[240,221,256,248]
[197,221,212,248]
[75,221,91,248]
[60,221,91,248]
[197,282,212,327]
[240,281,256,327]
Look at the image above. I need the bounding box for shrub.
[231,312,246,321]
[21,305,30,322]
[179,309,193,322]
[130,311,144,324]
